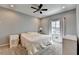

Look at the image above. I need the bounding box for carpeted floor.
[0,45,28,55]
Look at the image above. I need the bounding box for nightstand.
[9,35,19,48]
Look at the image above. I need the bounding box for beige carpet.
[0,45,28,55]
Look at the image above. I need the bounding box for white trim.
[0,44,9,47]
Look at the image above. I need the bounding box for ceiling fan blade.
[41,9,48,11]
[40,11,42,14]
[31,6,37,9]
[39,4,43,9]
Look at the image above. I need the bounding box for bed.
[20,32,52,54]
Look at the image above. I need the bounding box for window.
[51,20,61,42]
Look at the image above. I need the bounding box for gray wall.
[41,10,77,36]
[76,5,79,38]
[0,7,40,45]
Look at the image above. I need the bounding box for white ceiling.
[0,4,76,18]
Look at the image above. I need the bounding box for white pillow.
[27,32,39,35]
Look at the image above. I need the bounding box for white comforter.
[21,32,51,54]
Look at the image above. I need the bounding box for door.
[51,19,62,42]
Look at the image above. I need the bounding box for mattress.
[20,32,51,54]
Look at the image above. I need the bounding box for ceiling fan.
[31,4,48,14]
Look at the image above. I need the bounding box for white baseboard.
[0,44,9,47]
